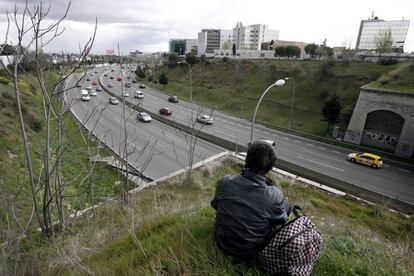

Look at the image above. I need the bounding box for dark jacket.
[211,170,290,259]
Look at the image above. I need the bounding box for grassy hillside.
[0,70,123,236]
[9,159,413,275]
[147,60,403,136]
[368,62,414,92]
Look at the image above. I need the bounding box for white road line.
[165,134,183,144]
[297,155,345,172]
[318,146,326,150]
[332,150,341,154]
[306,143,314,147]
[283,136,289,140]
[303,149,347,163]
[214,129,236,138]
[127,140,141,150]
[294,140,302,143]
[382,164,390,168]
[398,168,410,173]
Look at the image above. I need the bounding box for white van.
[81,89,88,96]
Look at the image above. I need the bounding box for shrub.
[388,69,401,79]
[378,75,391,85]
[27,111,43,132]
[379,58,398,65]
[408,63,414,72]
[0,76,10,85]
[222,57,229,62]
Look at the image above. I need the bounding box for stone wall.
[344,85,414,158]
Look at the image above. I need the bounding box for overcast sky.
[0,0,413,54]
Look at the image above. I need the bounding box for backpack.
[257,206,323,275]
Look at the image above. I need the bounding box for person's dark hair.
[245,141,277,175]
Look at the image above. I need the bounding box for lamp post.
[286,77,296,130]
[250,79,286,144]
[177,61,192,102]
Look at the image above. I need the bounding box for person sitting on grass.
[211,141,291,265]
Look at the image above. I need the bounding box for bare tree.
[0,1,97,237]
[376,29,393,62]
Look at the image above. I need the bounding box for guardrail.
[99,73,413,214]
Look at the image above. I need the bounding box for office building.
[356,16,410,52]
[198,29,233,55]
[169,39,198,55]
[233,22,280,50]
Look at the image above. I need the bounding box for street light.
[285,77,296,130]
[250,79,286,144]
[177,61,192,102]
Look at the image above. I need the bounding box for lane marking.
[214,129,236,138]
[127,140,141,150]
[398,168,410,173]
[165,134,183,144]
[297,155,345,172]
[303,149,348,163]
[332,150,340,154]
[318,146,326,150]
[294,140,302,144]
[306,143,314,147]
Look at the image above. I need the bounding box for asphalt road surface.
[66,71,224,180]
[100,66,414,206]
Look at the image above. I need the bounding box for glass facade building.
[356,19,410,52]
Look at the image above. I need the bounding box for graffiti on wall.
[365,131,398,145]
[345,130,361,142]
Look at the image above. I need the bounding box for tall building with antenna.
[355,13,410,52]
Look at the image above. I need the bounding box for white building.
[355,16,410,52]
[232,22,280,50]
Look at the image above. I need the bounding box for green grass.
[145,60,402,136]
[368,63,414,92]
[10,159,412,275]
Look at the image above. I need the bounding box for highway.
[66,70,224,180]
[100,66,414,207]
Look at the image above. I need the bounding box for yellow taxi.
[347,152,383,168]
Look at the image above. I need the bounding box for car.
[159,107,172,115]
[81,89,88,96]
[86,77,91,81]
[125,83,132,88]
[107,83,113,88]
[111,69,114,72]
[117,76,122,81]
[132,79,137,83]
[196,115,213,124]
[90,90,97,96]
[96,86,103,91]
[85,86,92,90]
[75,83,82,88]
[168,95,179,103]
[122,91,129,97]
[139,84,146,89]
[109,96,119,105]
[92,80,98,85]
[110,76,114,79]
[134,91,144,99]
[104,74,108,77]
[347,152,383,168]
[81,95,90,101]
[137,112,152,122]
